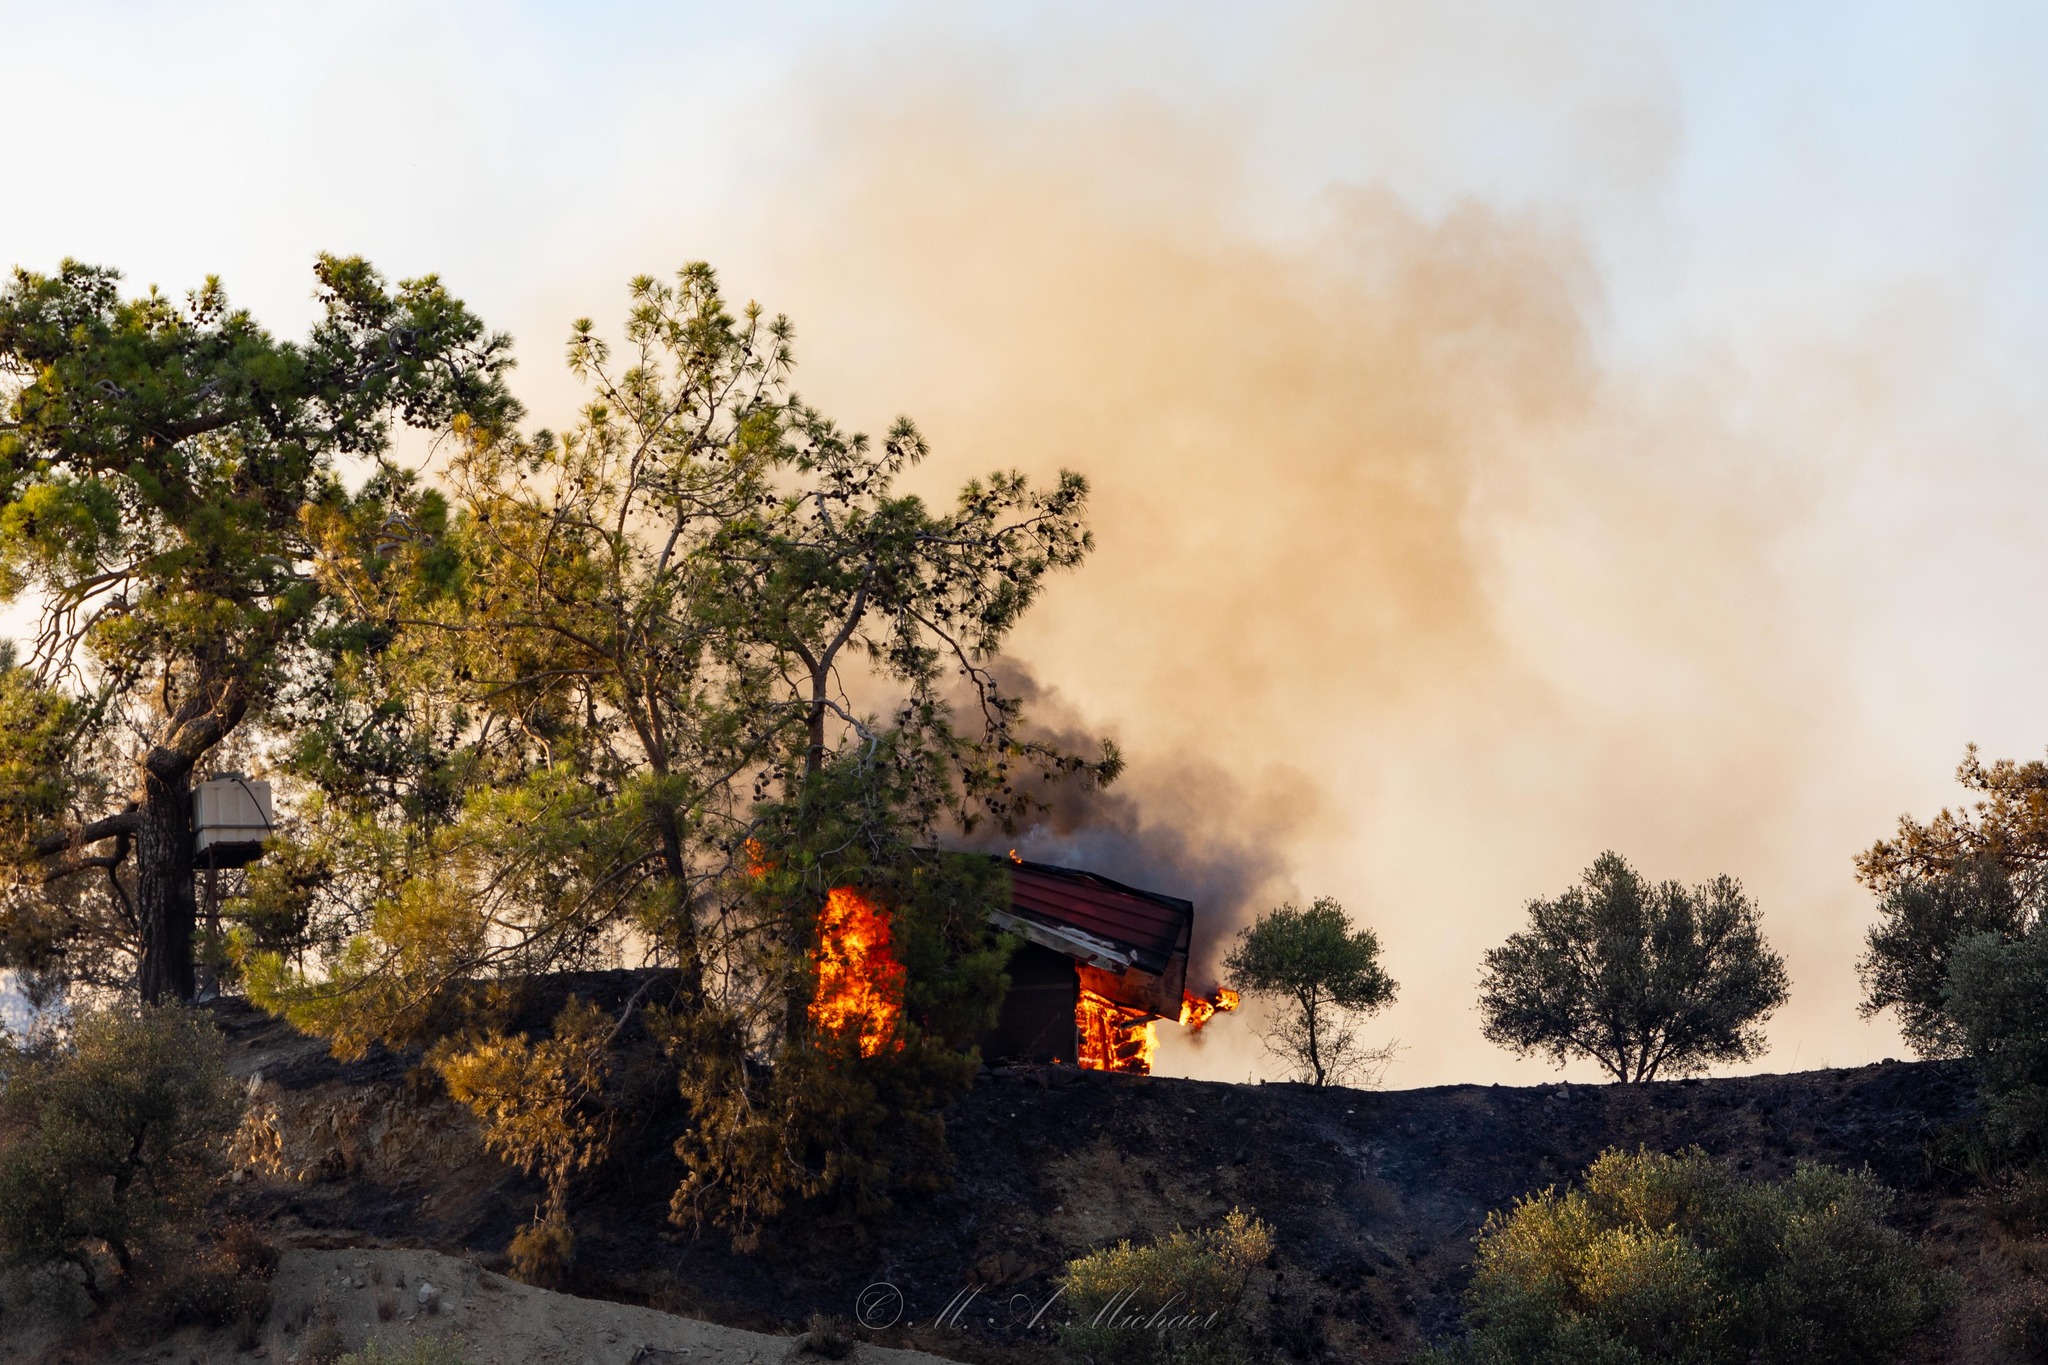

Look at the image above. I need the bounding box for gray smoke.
[952,661,1313,988]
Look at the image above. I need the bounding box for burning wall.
[986,860,1237,1074]
[805,858,1234,1075]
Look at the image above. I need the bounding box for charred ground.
[206,976,2002,1362]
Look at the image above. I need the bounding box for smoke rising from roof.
[724,48,2033,1086]
[950,661,1316,991]
[6,6,2048,1085]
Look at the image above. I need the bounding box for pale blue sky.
[6,4,2041,365]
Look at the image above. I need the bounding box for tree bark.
[780,662,834,1043]
[654,810,705,1006]
[805,664,829,780]
[135,767,197,1004]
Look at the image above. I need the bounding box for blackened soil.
[215,983,1975,1363]
[652,1061,1974,1362]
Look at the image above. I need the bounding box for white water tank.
[194,774,273,868]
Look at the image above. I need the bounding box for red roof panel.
[1006,861,1192,975]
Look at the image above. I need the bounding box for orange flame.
[810,887,905,1057]
[1076,987,1156,1073]
[1177,986,1242,1032]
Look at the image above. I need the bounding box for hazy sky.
[7,2,2048,1085]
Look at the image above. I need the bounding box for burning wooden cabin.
[981,859,1236,1074]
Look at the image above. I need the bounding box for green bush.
[1974,1161,2048,1238]
[1857,856,2027,1058]
[143,1221,278,1344]
[1947,928,2048,1160]
[337,1336,474,1365]
[1057,1208,1272,1365]
[0,1003,242,1305]
[1432,1149,1947,1365]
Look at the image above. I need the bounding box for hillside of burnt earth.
[204,982,2004,1362]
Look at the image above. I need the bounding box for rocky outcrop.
[234,1074,485,1186]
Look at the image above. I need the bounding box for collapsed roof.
[987,859,1191,1020]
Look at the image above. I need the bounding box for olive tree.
[1946,927,2048,1159]
[1858,855,2025,1058]
[1855,749,2048,1160]
[1224,897,1396,1088]
[1434,1148,1946,1365]
[1478,852,1788,1083]
[0,1003,242,1305]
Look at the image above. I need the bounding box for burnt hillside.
[211,992,1978,1362]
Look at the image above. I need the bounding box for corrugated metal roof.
[1005,860,1192,977]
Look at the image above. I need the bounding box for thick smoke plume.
[951,662,1315,990]
[571,19,2034,1084]
[9,7,2043,1085]
[743,83,1621,1083]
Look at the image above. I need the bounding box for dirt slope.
[206,992,1984,1362]
[6,1246,959,1365]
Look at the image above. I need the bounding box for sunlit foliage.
[1058,1208,1274,1365]
[1433,1148,1946,1365]
[244,263,1114,1246]
[1223,897,1396,1088]
[0,1004,242,1306]
[0,257,514,1001]
[1858,747,2048,1058]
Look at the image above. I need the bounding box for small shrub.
[1927,1120,2006,1190]
[433,1000,614,1249]
[1432,1148,1948,1365]
[216,1219,280,1281]
[1989,1165,2048,1237]
[303,1314,349,1365]
[338,1337,474,1365]
[790,1311,857,1359]
[0,1003,242,1306]
[506,1214,575,1288]
[2003,1283,2048,1363]
[1057,1208,1273,1365]
[150,1265,271,1329]
[237,1310,265,1351]
[134,1216,276,1337]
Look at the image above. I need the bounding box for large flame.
[1177,986,1241,1032]
[1076,987,1157,1074]
[1074,964,1156,1073]
[810,886,905,1057]
[1075,978,1241,1075]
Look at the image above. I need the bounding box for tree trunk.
[780,665,833,1043]
[655,811,705,1006]
[135,767,197,1004]
[1304,990,1325,1088]
[805,666,829,780]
